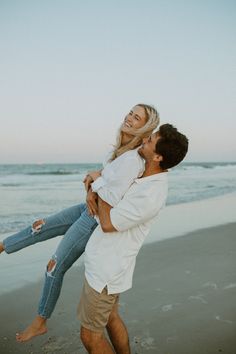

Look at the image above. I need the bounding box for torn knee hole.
[47,259,57,273]
[31,219,45,234]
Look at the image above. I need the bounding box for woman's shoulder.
[120,147,142,160]
[102,149,114,167]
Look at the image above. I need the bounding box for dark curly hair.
[155,124,189,169]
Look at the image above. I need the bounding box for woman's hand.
[88,170,101,181]
[83,170,101,192]
[86,188,98,216]
[83,174,93,192]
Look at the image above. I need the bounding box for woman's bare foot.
[16,316,48,342]
[0,242,5,254]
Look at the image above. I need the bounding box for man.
[78,124,189,354]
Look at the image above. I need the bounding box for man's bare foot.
[16,316,48,342]
[0,242,5,254]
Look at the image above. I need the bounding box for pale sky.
[0,0,235,163]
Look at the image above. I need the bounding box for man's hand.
[86,188,98,216]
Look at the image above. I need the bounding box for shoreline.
[146,191,236,244]
[0,222,236,353]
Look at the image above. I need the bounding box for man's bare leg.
[16,315,47,342]
[80,326,114,354]
[0,242,5,254]
[106,304,131,354]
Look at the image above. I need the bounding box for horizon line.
[0,161,236,165]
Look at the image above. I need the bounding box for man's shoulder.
[127,173,168,195]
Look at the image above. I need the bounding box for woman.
[0,104,159,341]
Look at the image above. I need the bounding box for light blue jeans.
[3,203,98,318]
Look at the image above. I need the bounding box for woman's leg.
[1,204,87,254]
[16,206,98,342]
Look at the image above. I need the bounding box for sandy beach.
[0,222,235,354]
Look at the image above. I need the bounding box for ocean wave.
[1,183,22,187]
[179,163,236,171]
[27,171,78,176]
[0,163,102,177]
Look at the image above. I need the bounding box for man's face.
[138,132,161,161]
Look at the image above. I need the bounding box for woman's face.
[122,105,147,130]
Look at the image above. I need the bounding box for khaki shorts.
[77,278,119,333]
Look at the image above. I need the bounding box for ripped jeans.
[3,203,98,318]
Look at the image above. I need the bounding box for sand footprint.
[202,281,218,289]
[133,330,155,350]
[161,303,181,312]
[215,315,233,324]
[188,294,207,304]
[223,283,236,290]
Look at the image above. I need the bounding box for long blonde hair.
[110,104,160,161]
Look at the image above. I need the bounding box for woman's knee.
[47,259,56,272]
[46,253,69,277]
[46,255,59,277]
[31,219,45,235]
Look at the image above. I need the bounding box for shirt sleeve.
[91,176,107,192]
[110,185,167,231]
[91,155,144,207]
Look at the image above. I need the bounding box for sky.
[0,0,235,163]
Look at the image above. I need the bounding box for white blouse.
[91,148,145,207]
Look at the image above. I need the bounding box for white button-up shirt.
[84,172,168,294]
[91,148,145,207]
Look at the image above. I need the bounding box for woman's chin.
[121,126,132,134]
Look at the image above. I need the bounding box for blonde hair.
[110,104,160,161]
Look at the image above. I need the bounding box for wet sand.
[0,223,236,353]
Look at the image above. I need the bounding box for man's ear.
[153,154,163,163]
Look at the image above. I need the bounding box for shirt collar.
[135,171,168,184]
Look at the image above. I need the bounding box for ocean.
[0,162,236,236]
[1,161,236,294]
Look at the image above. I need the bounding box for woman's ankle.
[35,315,47,325]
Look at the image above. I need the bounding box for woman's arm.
[91,152,144,207]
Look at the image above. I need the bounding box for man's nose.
[142,137,148,143]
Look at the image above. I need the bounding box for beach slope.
[0,222,235,353]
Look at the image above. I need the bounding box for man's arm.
[86,188,98,216]
[97,196,117,233]
[97,184,166,233]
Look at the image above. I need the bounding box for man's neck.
[142,162,167,178]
